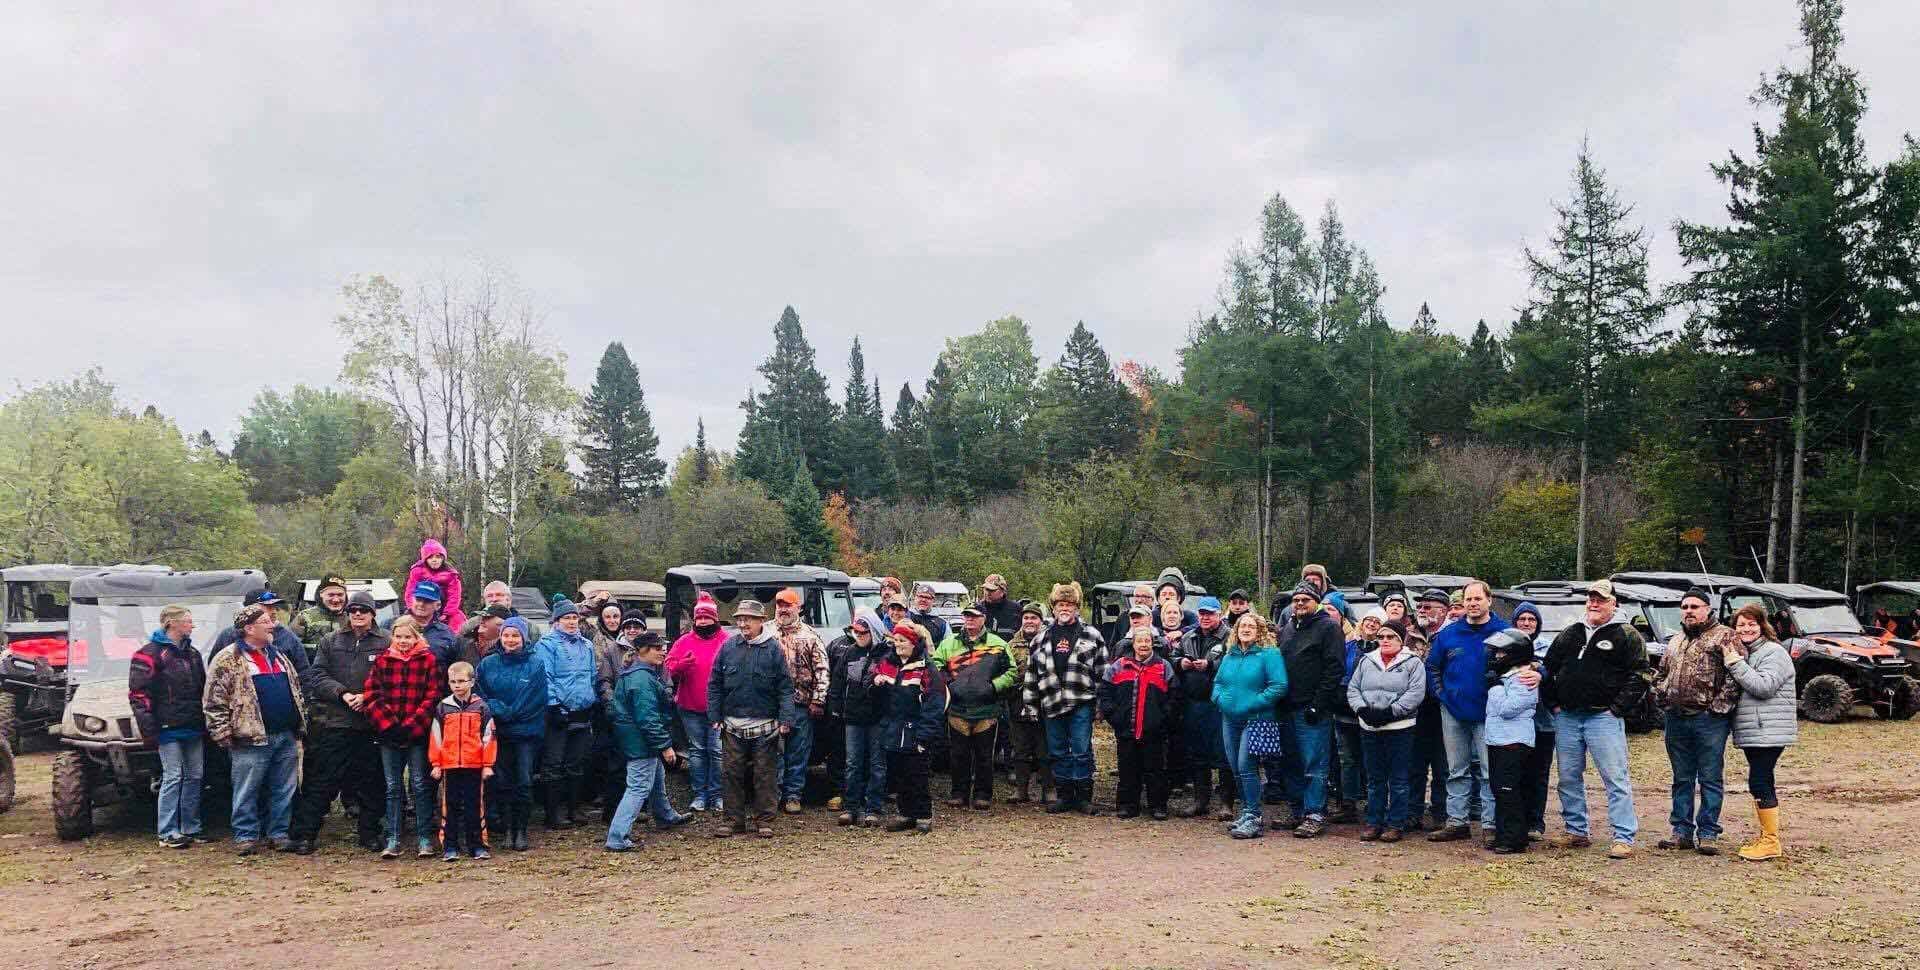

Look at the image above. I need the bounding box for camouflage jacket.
[776,619,830,710]
[1656,623,1746,715]
[291,606,345,647]
[1006,629,1041,721]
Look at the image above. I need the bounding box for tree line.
[1,0,1914,605]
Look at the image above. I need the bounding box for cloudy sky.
[4,2,1916,454]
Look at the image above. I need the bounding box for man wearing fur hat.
[1020,582,1108,815]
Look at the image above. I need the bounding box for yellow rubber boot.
[1738,806,1781,861]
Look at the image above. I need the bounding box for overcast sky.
[4,2,1917,455]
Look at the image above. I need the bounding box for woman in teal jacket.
[1211,612,1289,839]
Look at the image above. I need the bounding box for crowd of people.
[123,543,1797,865]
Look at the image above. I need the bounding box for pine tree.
[919,355,964,500]
[692,416,712,486]
[944,316,1041,494]
[740,306,838,489]
[1411,302,1439,335]
[780,456,835,566]
[826,338,896,500]
[1035,321,1141,470]
[577,341,666,509]
[889,383,935,498]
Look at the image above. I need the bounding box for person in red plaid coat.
[365,616,441,858]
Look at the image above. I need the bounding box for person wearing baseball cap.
[1651,586,1742,856]
[932,603,1013,809]
[383,579,458,668]
[1540,578,1648,859]
[1004,600,1053,804]
[1176,596,1233,818]
[976,574,1022,642]
[208,588,313,677]
[706,599,797,838]
[769,588,829,816]
[293,576,352,648]
[289,590,391,855]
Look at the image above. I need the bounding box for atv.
[49,569,263,840]
[1719,582,1919,723]
[1,563,170,752]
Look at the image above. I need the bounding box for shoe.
[1327,800,1358,824]
[1293,815,1327,839]
[782,798,803,815]
[1117,806,1141,820]
[443,849,460,862]
[1608,841,1634,860]
[1358,826,1382,842]
[188,833,212,845]
[657,813,692,829]
[690,797,708,813]
[1270,805,1300,830]
[1492,844,1521,855]
[1657,834,1696,851]
[271,837,295,852]
[827,796,843,811]
[756,825,774,839]
[712,820,744,839]
[1379,828,1403,843]
[1739,806,1782,861]
[1229,816,1263,840]
[603,842,633,853]
[712,799,724,814]
[472,847,491,860]
[235,840,259,857]
[914,819,932,835]
[510,827,529,852]
[292,840,315,856]
[1526,830,1545,843]
[160,834,190,849]
[945,796,968,808]
[1481,835,1497,849]
[885,815,916,832]
[1550,833,1592,849]
[1150,809,1168,821]
[1695,837,1721,857]
[1046,792,1077,814]
[972,798,992,811]
[860,814,882,828]
[1079,781,1099,816]
[417,840,435,859]
[837,812,856,826]
[380,840,401,859]
[1214,806,1236,821]
[1427,822,1471,842]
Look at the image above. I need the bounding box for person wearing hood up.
[129,604,207,849]
[831,610,892,826]
[477,616,546,851]
[1510,601,1555,841]
[665,592,728,813]
[1154,567,1200,629]
[1541,580,1647,860]
[404,538,467,631]
[707,599,796,838]
[534,597,598,830]
[289,592,390,855]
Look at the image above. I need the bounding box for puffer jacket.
[932,630,1013,721]
[1346,648,1426,732]
[1099,653,1178,741]
[1484,670,1539,747]
[1211,642,1289,722]
[128,630,206,741]
[1727,639,1797,748]
[535,626,598,714]
[476,643,548,742]
[304,626,390,733]
[1276,607,1345,718]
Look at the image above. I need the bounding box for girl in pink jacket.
[404,538,467,631]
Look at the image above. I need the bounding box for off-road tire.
[0,690,20,754]
[1884,677,1919,721]
[0,733,15,814]
[51,750,94,840]
[1798,673,1854,724]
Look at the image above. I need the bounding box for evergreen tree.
[1035,321,1141,470]
[889,383,935,499]
[944,316,1041,494]
[1464,320,1508,399]
[780,456,835,565]
[919,355,965,500]
[739,306,838,489]
[733,388,787,486]
[692,416,712,486]
[576,341,666,509]
[827,338,896,500]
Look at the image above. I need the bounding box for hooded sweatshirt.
[1542,609,1648,715]
[1513,603,1555,732]
[664,621,728,715]
[534,622,598,713]
[404,538,467,631]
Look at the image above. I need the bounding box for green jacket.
[291,606,344,647]
[931,631,1013,721]
[609,660,673,759]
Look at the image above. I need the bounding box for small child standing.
[1482,629,1540,854]
[430,661,497,861]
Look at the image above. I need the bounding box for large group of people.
[124,546,1797,865]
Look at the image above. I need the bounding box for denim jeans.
[1440,708,1493,826]
[1555,710,1637,844]
[606,755,663,849]
[843,722,888,816]
[156,735,205,840]
[228,731,298,843]
[1359,727,1414,828]
[1278,710,1333,817]
[379,742,435,848]
[1220,718,1266,822]
[1043,703,1095,783]
[1664,711,1733,840]
[495,736,541,823]
[1334,720,1366,806]
[780,711,815,801]
[679,711,722,805]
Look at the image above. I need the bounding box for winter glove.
[1302,707,1325,726]
[1359,706,1393,727]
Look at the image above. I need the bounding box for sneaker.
[603,841,633,853]
[1229,817,1264,840]
[417,840,435,859]
[1609,841,1635,860]
[235,840,259,857]
[1696,837,1721,857]
[1379,828,1404,843]
[1526,830,1545,843]
[1293,815,1327,839]
[471,847,491,860]
[160,834,190,849]
[756,825,774,838]
[860,814,882,828]
[1657,834,1696,851]
[827,796,843,811]
[689,797,709,813]
[442,849,460,862]
[188,833,212,845]
[712,799,724,814]
[1492,844,1521,855]
[1427,822,1471,842]
[656,813,692,829]
[1358,826,1382,842]
[782,798,803,815]
[380,841,401,859]
[1550,833,1593,849]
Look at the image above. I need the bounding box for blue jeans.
[156,735,205,839]
[496,736,541,821]
[780,712,814,801]
[1359,727,1414,828]
[1440,708,1493,826]
[380,742,435,848]
[1278,710,1333,816]
[228,731,298,843]
[1043,704,1095,783]
[679,711,722,805]
[843,722,888,816]
[1220,718,1266,821]
[1555,710,1637,844]
[1664,711,1732,841]
[606,756,664,849]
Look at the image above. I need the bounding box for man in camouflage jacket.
[1654,587,1747,854]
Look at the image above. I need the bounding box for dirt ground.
[3,719,1918,970]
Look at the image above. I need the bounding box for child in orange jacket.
[431,661,497,860]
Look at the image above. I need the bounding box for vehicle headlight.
[75,714,108,734]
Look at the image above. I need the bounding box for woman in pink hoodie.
[404,539,467,632]
[663,592,727,811]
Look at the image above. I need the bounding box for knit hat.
[1228,589,1251,603]
[1289,580,1323,603]
[1019,599,1044,618]
[234,604,271,629]
[891,621,925,646]
[412,579,443,603]
[501,617,531,642]
[620,609,648,629]
[1681,586,1713,606]
[734,599,767,619]
[318,575,348,595]
[549,595,578,620]
[693,592,720,624]
[1448,589,1464,605]
[1361,607,1387,626]
[346,591,377,613]
[1380,619,1409,641]
[632,630,663,649]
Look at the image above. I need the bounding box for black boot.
[1182,768,1212,818]
[1079,779,1100,816]
[1046,776,1078,814]
[544,786,563,830]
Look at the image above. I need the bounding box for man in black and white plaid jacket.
[1021,582,1109,816]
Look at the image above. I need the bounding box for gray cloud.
[3,1,1915,454]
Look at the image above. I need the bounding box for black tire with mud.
[0,690,20,754]
[1884,677,1919,721]
[0,734,15,814]
[1798,672,1854,723]
[51,750,94,840]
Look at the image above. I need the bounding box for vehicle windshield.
[850,589,884,618]
[822,589,855,634]
[1641,605,1683,640]
[67,597,243,684]
[1789,603,1862,636]
[1529,603,1587,632]
[5,581,70,623]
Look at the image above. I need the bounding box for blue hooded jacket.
[534,622,597,712]
[1427,612,1512,722]
[477,618,548,741]
[1513,602,1555,731]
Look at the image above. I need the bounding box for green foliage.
[1169,539,1257,601]
[888,383,936,499]
[577,341,666,509]
[1037,451,1180,588]
[867,532,1072,606]
[942,316,1041,494]
[826,339,895,500]
[737,306,837,490]
[231,385,386,504]
[779,458,835,566]
[1035,321,1140,471]
[670,476,789,566]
